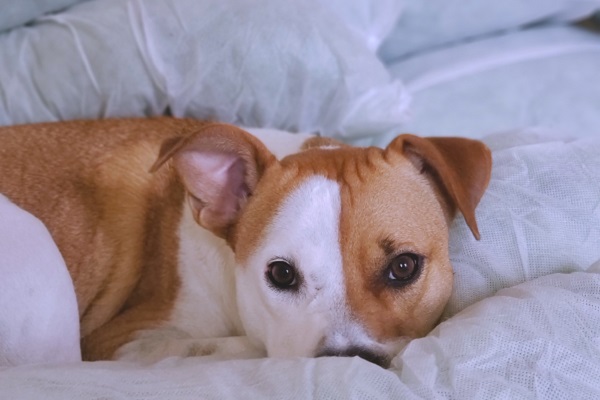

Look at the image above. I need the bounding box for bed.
[2,0,600,398]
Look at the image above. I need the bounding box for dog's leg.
[113,327,265,364]
[0,195,81,366]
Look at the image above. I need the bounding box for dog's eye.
[387,253,421,284]
[267,260,298,290]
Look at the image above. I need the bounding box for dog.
[0,117,491,367]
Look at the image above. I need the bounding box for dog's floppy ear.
[386,134,492,240]
[151,123,276,239]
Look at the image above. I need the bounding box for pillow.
[444,132,600,317]
[0,195,80,366]
[322,0,403,52]
[0,0,408,138]
[0,0,85,32]
[357,26,600,145]
[379,0,600,62]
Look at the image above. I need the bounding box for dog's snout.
[317,346,390,368]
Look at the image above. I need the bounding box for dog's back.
[0,118,205,337]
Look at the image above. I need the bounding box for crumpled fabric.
[445,132,600,317]
[0,0,86,32]
[0,0,409,138]
[351,26,600,145]
[388,26,600,139]
[379,0,600,62]
[2,272,600,399]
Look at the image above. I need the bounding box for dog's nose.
[316,346,390,368]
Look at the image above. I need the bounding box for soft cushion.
[0,0,85,32]
[0,195,80,366]
[358,26,600,145]
[0,0,408,138]
[379,0,600,62]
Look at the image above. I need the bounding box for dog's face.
[152,125,491,367]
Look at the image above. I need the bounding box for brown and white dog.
[0,118,491,367]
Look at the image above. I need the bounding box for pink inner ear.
[175,150,249,229]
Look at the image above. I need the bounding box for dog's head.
[152,124,492,367]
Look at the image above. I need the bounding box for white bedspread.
[2,272,600,399]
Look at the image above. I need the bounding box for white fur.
[115,206,260,362]
[170,207,244,338]
[236,176,380,357]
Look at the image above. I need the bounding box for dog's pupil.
[271,261,294,285]
[275,264,292,282]
[392,255,415,279]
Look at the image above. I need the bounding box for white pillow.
[357,26,600,144]
[379,0,600,62]
[0,0,85,32]
[0,0,408,138]
[0,195,80,366]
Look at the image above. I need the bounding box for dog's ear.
[151,123,277,239]
[386,134,492,240]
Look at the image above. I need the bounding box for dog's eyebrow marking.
[378,238,396,256]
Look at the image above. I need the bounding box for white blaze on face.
[235,175,376,358]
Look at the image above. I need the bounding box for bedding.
[2,130,600,398]
[0,0,85,32]
[354,25,600,147]
[2,0,600,398]
[0,0,407,138]
[378,0,600,62]
[0,195,80,366]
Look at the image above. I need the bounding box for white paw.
[115,329,265,364]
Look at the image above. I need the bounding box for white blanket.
[2,272,600,399]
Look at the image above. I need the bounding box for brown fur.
[0,117,210,360]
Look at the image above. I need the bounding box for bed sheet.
[2,271,600,399]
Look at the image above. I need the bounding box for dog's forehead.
[234,147,381,260]
[234,146,441,265]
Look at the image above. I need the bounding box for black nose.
[316,346,390,368]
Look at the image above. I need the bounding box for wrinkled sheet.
[2,132,600,398]
[2,272,600,399]
[357,26,600,146]
[378,0,600,62]
[0,0,86,32]
[446,131,600,316]
[0,0,408,138]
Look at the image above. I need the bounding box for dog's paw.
[115,329,265,364]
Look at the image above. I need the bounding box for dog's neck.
[167,204,245,338]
